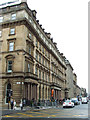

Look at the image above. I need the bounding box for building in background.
[81,88,87,97]
[65,60,74,99]
[73,73,77,97]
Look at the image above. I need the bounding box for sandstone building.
[0,0,68,107]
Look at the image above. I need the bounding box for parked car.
[63,100,74,108]
[82,97,88,104]
[71,98,80,105]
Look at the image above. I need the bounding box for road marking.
[51,115,56,117]
[17,113,34,117]
[3,115,19,117]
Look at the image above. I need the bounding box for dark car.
[71,98,80,105]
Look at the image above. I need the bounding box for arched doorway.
[6,83,12,103]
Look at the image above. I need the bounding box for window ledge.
[9,33,15,36]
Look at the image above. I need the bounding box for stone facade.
[81,88,87,97]
[0,1,67,107]
[73,73,77,97]
[65,60,74,99]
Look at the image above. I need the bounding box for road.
[1,102,90,120]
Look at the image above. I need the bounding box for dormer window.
[28,33,32,40]
[11,13,16,20]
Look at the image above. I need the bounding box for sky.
[0,0,88,92]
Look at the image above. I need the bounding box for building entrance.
[6,83,12,103]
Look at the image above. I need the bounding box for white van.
[82,97,88,104]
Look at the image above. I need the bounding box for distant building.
[65,60,74,98]
[73,73,77,97]
[81,88,87,97]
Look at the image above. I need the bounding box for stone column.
[37,84,39,100]
[28,84,30,100]
[41,84,43,100]
[31,84,32,100]
[26,84,28,99]
[35,85,37,100]
[23,84,25,98]
[44,85,46,100]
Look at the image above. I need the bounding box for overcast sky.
[0,0,88,92]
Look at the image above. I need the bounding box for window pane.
[8,61,12,72]
[9,42,14,51]
[35,67,38,75]
[39,70,41,79]
[10,28,15,34]
[39,54,41,63]
[28,64,30,72]
[29,47,31,54]
[11,13,16,20]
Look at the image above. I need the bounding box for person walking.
[20,101,23,110]
[13,100,16,110]
[11,98,14,110]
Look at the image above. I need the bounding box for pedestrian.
[13,100,16,110]
[20,101,23,110]
[11,98,14,110]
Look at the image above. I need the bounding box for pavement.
[2,105,60,116]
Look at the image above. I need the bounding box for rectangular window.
[0,16,3,22]
[35,67,38,75]
[28,64,30,72]
[29,47,31,54]
[11,13,16,20]
[39,43,41,50]
[42,47,44,53]
[39,54,41,63]
[36,40,38,47]
[36,52,38,61]
[7,61,12,72]
[48,74,50,81]
[45,59,47,67]
[9,42,14,51]
[39,70,41,79]
[45,73,47,81]
[10,28,15,35]
[42,72,44,80]
[42,56,44,65]
[0,31,2,37]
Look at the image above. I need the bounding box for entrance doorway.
[6,83,12,103]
